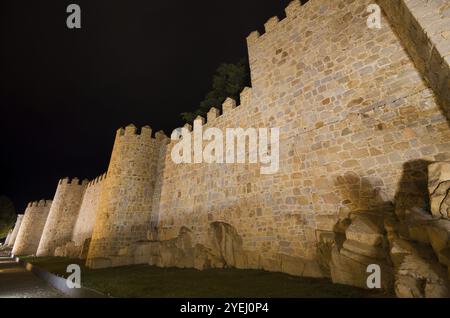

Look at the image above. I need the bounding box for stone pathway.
[0,256,64,298]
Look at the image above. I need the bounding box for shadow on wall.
[395,159,432,221]
[315,172,395,287]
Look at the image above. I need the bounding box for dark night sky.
[1,0,301,212]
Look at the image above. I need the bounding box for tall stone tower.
[71,173,106,258]
[4,229,13,246]
[7,214,24,248]
[12,200,52,256]
[37,177,88,256]
[86,124,165,268]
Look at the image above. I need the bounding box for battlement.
[27,200,53,208]
[116,124,159,139]
[246,0,303,47]
[87,172,107,187]
[59,177,89,186]
[178,86,254,136]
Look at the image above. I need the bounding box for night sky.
[1,0,305,212]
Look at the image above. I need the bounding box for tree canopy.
[181,59,250,123]
[0,195,16,239]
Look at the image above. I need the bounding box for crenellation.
[59,177,70,185]
[207,107,220,122]
[183,123,193,132]
[155,130,169,142]
[246,30,261,46]
[222,97,237,114]
[285,0,302,18]
[240,87,252,107]
[116,127,125,137]
[195,115,205,125]
[264,16,280,33]
[124,123,137,136]
[141,125,152,138]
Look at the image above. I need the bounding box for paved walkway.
[0,256,64,298]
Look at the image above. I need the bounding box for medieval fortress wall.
[12,200,52,256]
[36,178,88,256]
[10,0,450,295]
[70,173,106,257]
[7,214,23,248]
[86,126,167,267]
[154,0,450,263]
[378,0,450,117]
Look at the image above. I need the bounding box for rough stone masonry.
[10,0,450,297]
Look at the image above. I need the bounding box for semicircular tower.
[7,214,24,248]
[86,124,167,268]
[12,200,52,256]
[36,177,88,256]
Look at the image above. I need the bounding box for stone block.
[428,162,450,218]
[426,219,450,255]
[343,240,386,259]
[345,215,385,246]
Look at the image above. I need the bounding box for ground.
[20,256,393,298]
[0,256,64,298]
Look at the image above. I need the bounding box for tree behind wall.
[181,59,250,123]
[0,195,16,239]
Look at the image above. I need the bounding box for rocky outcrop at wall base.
[87,222,325,279]
[428,162,450,219]
[329,213,394,290]
[385,215,450,298]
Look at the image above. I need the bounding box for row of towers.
[8,124,168,268]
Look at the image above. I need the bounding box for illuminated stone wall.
[70,173,106,253]
[153,0,450,270]
[18,0,449,291]
[12,200,52,256]
[7,214,23,248]
[37,178,88,256]
[86,125,167,267]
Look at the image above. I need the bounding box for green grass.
[20,256,393,298]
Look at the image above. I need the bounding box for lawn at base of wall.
[20,256,394,298]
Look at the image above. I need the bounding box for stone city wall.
[86,126,167,267]
[7,214,23,248]
[153,0,450,272]
[37,178,88,256]
[12,200,52,256]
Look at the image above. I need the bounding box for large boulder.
[330,213,393,290]
[345,214,385,246]
[387,231,450,298]
[330,246,393,290]
[428,162,450,219]
[394,253,449,298]
[426,219,450,257]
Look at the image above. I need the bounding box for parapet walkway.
[0,256,64,298]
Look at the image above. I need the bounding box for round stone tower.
[86,124,163,268]
[4,229,13,246]
[12,200,52,256]
[36,177,88,256]
[71,173,106,258]
[7,214,24,248]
